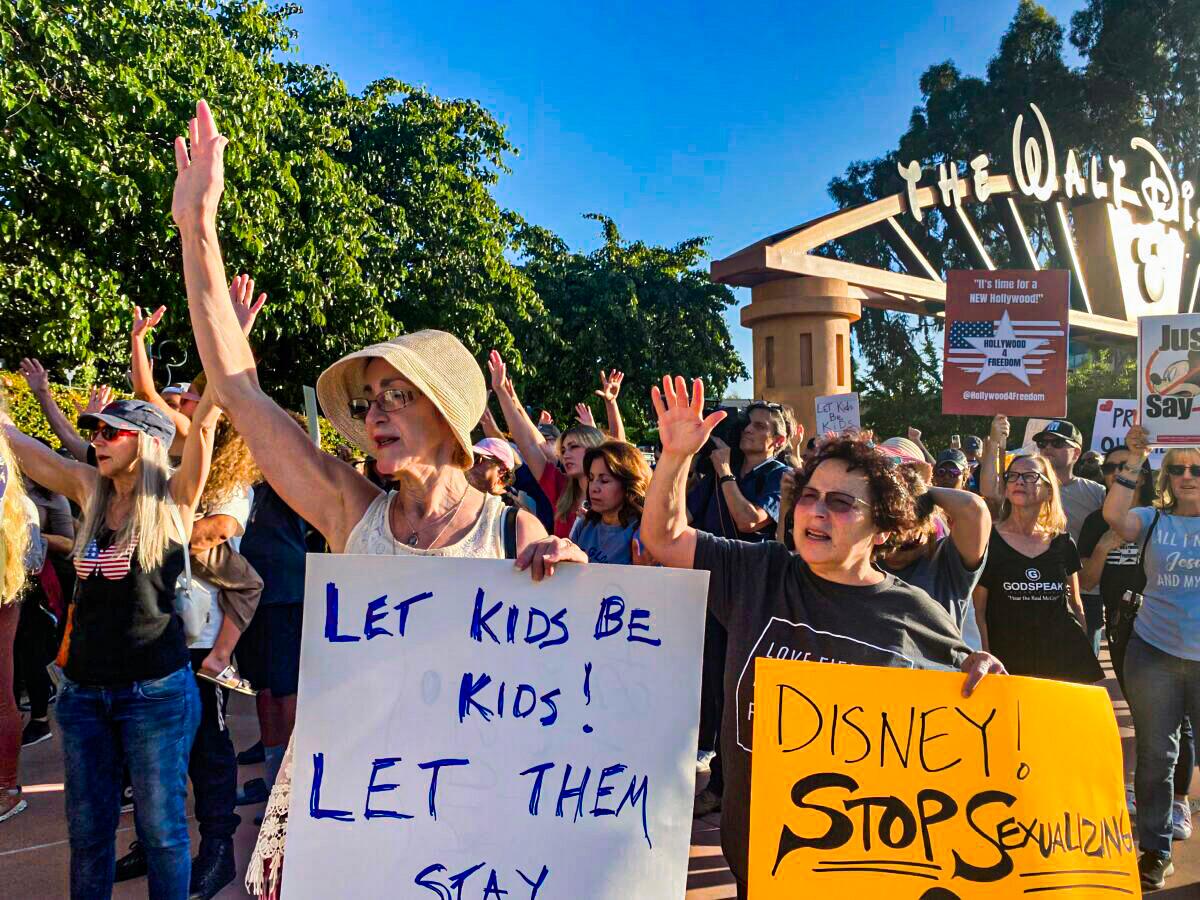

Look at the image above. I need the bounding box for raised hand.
[575,403,596,427]
[538,410,553,427]
[650,375,726,458]
[1126,423,1151,460]
[228,273,268,336]
[907,426,922,443]
[990,414,1010,447]
[18,358,50,396]
[595,369,624,403]
[75,384,114,417]
[172,100,228,233]
[487,350,514,398]
[132,305,167,340]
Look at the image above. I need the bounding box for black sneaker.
[235,777,269,806]
[237,740,265,766]
[693,787,721,818]
[20,719,51,747]
[114,841,147,883]
[189,839,236,900]
[1139,850,1174,890]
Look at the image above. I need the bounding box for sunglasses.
[1100,462,1128,475]
[1004,470,1049,485]
[1034,437,1072,450]
[795,487,871,515]
[348,388,416,420]
[89,424,139,442]
[1167,464,1200,477]
[934,464,964,476]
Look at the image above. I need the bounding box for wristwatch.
[718,474,737,485]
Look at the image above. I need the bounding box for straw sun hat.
[316,330,487,462]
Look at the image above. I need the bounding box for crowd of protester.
[0,99,1192,898]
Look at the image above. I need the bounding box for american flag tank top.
[74,534,139,580]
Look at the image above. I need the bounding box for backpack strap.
[503,505,519,560]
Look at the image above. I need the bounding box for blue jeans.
[1125,634,1200,854]
[57,665,200,899]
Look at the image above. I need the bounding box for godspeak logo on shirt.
[734,617,915,752]
[1026,567,1040,580]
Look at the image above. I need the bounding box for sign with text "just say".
[283,556,709,900]
[748,660,1138,899]
[1139,313,1200,447]
[942,269,1070,418]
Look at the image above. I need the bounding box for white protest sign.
[1139,313,1200,447]
[1022,417,1054,450]
[1092,399,1165,468]
[284,556,709,900]
[814,392,860,436]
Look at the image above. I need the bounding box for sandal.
[197,664,257,696]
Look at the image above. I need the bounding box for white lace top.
[248,489,508,898]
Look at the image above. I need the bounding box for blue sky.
[287,0,1084,395]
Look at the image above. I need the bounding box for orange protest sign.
[748,660,1139,899]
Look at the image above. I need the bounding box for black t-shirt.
[66,527,189,685]
[694,532,969,881]
[1077,508,1142,616]
[978,528,1102,683]
[240,483,312,607]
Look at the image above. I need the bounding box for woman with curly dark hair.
[640,377,1006,900]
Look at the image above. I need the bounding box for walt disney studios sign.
[895,104,1199,323]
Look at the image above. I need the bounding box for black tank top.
[65,526,189,685]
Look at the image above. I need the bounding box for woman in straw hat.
[171,100,587,898]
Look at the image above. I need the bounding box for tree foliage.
[0,0,743,413]
[516,215,746,440]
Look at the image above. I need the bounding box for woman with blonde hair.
[170,99,586,898]
[570,441,652,564]
[1104,426,1200,889]
[0,428,34,823]
[972,451,1102,683]
[1,388,221,896]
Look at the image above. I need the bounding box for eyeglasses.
[795,487,871,515]
[1166,464,1200,477]
[1004,470,1049,485]
[1034,437,1071,450]
[89,425,139,442]
[935,464,964,477]
[348,389,416,420]
[472,454,506,472]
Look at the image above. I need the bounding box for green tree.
[516,215,747,439]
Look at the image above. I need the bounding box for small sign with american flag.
[942,269,1070,417]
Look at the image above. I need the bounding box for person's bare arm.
[980,415,1008,512]
[907,427,936,464]
[130,304,191,455]
[190,514,240,553]
[479,400,506,441]
[596,370,626,443]
[927,486,991,568]
[1066,573,1087,632]
[709,437,772,533]
[641,376,727,569]
[0,414,96,508]
[1103,424,1151,541]
[487,350,551,481]
[1079,529,1121,592]
[17,359,91,462]
[972,585,989,652]
[171,100,379,549]
[43,533,75,556]
[168,390,221,515]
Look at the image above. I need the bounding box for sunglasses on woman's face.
[348,388,416,420]
[1004,470,1048,485]
[934,464,964,477]
[90,425,139,442]
[1167,464,1200,477]
[795,487,870,515]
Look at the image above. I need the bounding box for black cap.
[936,449,969,469]
[537,423,561,441]
[963,435,983,452]
[78,399,176,447]
[1033,419,1082,448]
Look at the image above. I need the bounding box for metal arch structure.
[708,103,1200,435]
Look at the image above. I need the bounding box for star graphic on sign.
[964,311,1047,386]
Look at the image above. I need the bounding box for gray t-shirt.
[883,537,986,635]
[1134,507,1200,660]
[1060,477,1106,596]
[694,532,969,882]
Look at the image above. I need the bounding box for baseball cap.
[962,435,983,453]
[537,423,561,442]
[472,438,517,472]
[78,399,176,447]
[162,384,184,397]
[1032,419,1082,448]
[936,448,969,470]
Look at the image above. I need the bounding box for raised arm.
[17,359,91,462]
[487,349,552,481]
[926,485,991,568]
[168,389,221,514]
[641,376,727,569]
[130,304,192,455]
[0,411,97,508]
[972,585,990,652]
[171,100,378,549]
[595,369,627,443]
[1103,423,1150,542]
[907,427,936,464]
[980,414,1008,512]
